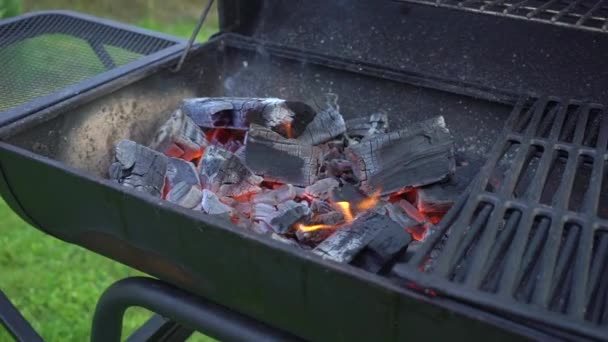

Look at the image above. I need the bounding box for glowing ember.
[297,223,334,232]
[408,224,428,241]
[284,121,295,139]
[335,201,354,222]
[356,190,380,211]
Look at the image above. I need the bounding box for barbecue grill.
[0,1,607,341]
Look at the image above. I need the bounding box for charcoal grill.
[0,1,607,341]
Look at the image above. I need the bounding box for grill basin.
[0,1,607,340]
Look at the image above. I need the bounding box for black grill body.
[0,1,606,340]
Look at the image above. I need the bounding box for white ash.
[201,189,233,215]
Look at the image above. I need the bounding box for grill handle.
[172,0,215,72]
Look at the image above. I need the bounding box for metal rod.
[91,277,301,342]
[172,0,215,72]
[0,289,44,342]
[552,0,584,23]
[575,0,604,25]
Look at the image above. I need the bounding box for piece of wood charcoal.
[166,158,200,189]
[199,146,263,198]
[251,184,296,205]
[167,182,203,209]
[271,233,309,249]
[352,221,412,274]
[384,203,421,229]
[311,211,345,225]
[244,124,322,186]
[296,226,338,246]
[310,200,333,214]
[296,94,346,145]
[313,210,390,263]
[304,178,340,200]
[269,200,311,234]
[345,112,389,138]
[201,189,233,215]
[109,140,168,198]
[416,163,475,215]
[345,116,455,196]
[329,183,368,216]
[252,203,278,225]
[149,109,207,161]
[181,97,315,135]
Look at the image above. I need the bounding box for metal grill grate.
[395,0,608,33]
[0,11,185,123]
[394,96,608,339]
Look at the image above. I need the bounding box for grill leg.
[0,289,44,342]
[91,276,300,342]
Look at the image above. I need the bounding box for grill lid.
[0,10,186,125]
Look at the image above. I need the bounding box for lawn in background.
[0,1,217,341]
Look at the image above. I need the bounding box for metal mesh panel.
[0,11,183,114]
[395,0,608,33]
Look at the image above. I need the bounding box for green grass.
[1,2,218,341]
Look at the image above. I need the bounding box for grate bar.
[394,0,608,34]
[481,0,507,10]
[582,110,608,215]
[553,0,585,22]
[435,203,493,277]
[575,0,605,25]
[526,0,560,18]
[504,0,531,14]
[478,210,521,289]
[568,224,593,319]
[464,205,509,287]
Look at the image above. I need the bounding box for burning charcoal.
[313,210,392,263]
[296,94,346,145]
[345,116,455,196]
[269,200,311,234]
[233,201,252,217]
[304,178,340,201]
[252,184,297,205]
[352,216,412,273]
[251,220,272,234]
[296,225,337,246]
[325,159,353,178]
[244,124,322,186]
[109,140,168,198]
[166,158,200,189]
[252,203,278,225]
[310,200,333,214]
[345,112,389,138]
[167,182,203,209]
[181,97,315,135]
[311,211,345,225]
[396,199,426,223]
[201,189,233,215]
[329,183,366,208]
[416,164,475,215]
[271,233,309,249]
[149,109,207,161]
[199,146,263,198]
[385,203,421,229]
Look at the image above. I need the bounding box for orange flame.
[356,189,381,211]
[297,223,333,232]
[335,201,354,222]
[284,121,294,139]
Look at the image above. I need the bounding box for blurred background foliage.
[0,1,218,341]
